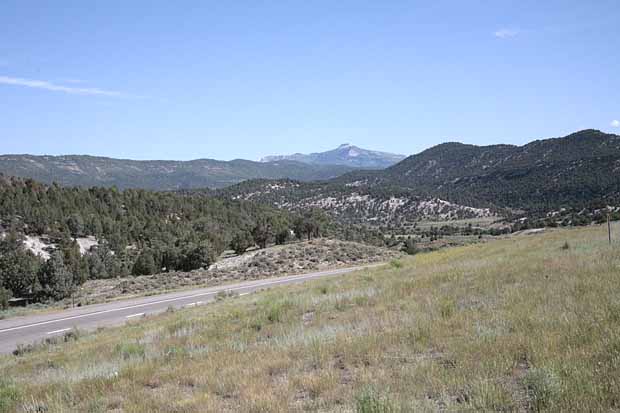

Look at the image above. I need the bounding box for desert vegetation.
[1,223,618,411]
[69,239,400,306]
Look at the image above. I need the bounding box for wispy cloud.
[612,120,620,128]
[0,75,140,98]
[494,28,520,39]
[58,78,85,84]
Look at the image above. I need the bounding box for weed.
[265,299,293,323]
[356,387,396,413]
[63,327,81,342]
[115,342,146,360]
[524,368,561,411]
[0,380,20,413]
[12,343,36,357]
[439,298,456,319]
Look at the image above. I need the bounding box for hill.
[0,175,380,307]
[219,179,498,227]
[2,224,619,411]
[261,143,405,169]
[378,129,620,211]
[75,238,400,306]
[222,130,620,225]
[0,154,357,190]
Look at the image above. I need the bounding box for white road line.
[0,265,377,334]
[185,303,196,307]
[46,328,71,335]
[239,292,250,296]
[125,313,145,319]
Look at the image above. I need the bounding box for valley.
[1,129,619,413]
[2,129,619,321]
[1,223,617,411]
[3,4,619,411]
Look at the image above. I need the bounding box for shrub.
[318,285,329,295]
[231,231,254,255]
[63,327,81,342]
[12,343,36,357]
[439,299,456,319]
[265,299,293,323]
[275,229,291,245]
[115,342,146,360]
[0,380,21,413]
[402,237,418,255]
[0,287,10,311]
[356,387,396,413]
[524,368,561,411]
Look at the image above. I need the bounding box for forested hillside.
[378,129,620,211]
[0,155,357,190]
[0,175,381,306]
[221,130,620,224]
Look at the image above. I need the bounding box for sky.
[1,1,619,161]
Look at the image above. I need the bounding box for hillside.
[76,239,400,306]
[0,155,357,190]
[0,176,303,306]
[261,143,406,169]
[2,224,618,411]
[0,175,391,308]
[378,129,620,211]
[222,130,620,224]
[220,179,497,227]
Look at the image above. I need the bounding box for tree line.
[0,175,381,306]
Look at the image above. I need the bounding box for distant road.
[0,264,380,354]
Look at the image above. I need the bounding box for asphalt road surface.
[0,264,380,354]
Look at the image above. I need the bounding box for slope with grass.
[1,223,619,412]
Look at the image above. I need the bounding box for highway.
[0,264,379,354]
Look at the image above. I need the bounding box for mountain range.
[260,143,405,169]
[1,130,619,225]
[221,129,620,225]
[0,155,357,190]
[0,143,403,190]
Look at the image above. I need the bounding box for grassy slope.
[1,223,619,412]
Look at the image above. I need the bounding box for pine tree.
[38,251,74,301]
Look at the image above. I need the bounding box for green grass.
[1,223,619,412]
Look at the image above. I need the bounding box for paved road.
[0,264,380,354]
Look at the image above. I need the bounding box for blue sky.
[1,1,619,161]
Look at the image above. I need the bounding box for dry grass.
[1,223,619,412]
[75,239,400,306]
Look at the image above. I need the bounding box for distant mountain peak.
[261,144,405,169]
